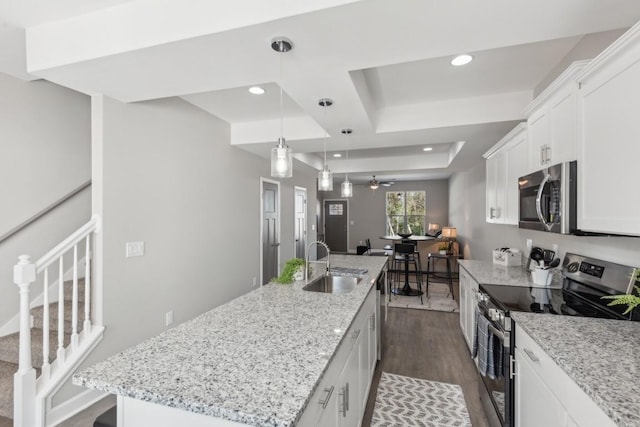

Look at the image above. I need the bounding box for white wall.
[0,73,91,327]
[319,180,449,251]
[449,162,640,267]
[53,95,318,404]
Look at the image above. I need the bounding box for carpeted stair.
[0,279,82,420]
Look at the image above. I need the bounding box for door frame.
[260,177,281,286]
[294,186,307,260]
[323,198,349,253]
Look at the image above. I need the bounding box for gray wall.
[449,162,640,267]
[54,95,318,403]
[320,180,449,251]
[0,73,91,327]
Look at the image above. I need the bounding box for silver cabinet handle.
[545,145,551,164]
[318,386,334,409]
[540,146,545,164]
[509,355,517,379]
[370,313,375,331]
[352,329,360,341]
[523,348,539,363]
[339,384,348,417]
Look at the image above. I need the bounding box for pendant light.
[318,98,333,191]
[340,128,353,197]
[270,37,293,178]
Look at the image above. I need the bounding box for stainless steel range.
[475,253,639,427]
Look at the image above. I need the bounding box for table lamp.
[441,227,457,255]
[427,223,440,237]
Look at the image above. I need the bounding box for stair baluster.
[57,257,65,364]
[84,234,92,333]
[71,245,79,348]
[41,269,51,380]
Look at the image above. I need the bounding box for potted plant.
[602,269,640,314]
[273,258,308,284]
[438,243,448,255]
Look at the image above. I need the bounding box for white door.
[294,187,307,260]
[262,180,280,285]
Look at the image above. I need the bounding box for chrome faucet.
[306,241,331,281]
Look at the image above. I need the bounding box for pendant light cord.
[323,104,328,166]
[279,43,284,144]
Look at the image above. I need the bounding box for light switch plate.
[126,241,145,258]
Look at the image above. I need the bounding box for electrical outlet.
[165,310,174,327]
[126,241,145,258]
[252,277,257,287]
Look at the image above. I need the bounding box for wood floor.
[1,284,491,427]
[362,305,492,426]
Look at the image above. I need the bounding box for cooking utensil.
[530,247,544,268]
[543,249,556,266]
[544,258,561,269]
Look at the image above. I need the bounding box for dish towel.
[473,311,496,379]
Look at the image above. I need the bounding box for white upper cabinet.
[577,22,640,236]
[524,61,589,172]
[484,123,528,225]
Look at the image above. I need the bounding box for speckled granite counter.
[458,259,562,289]
[73,255,387,427]
[512,312,640,427]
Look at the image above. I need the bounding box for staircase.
[0,279,82,419]
[2,215,105,427]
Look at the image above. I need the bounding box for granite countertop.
[73,255,387,427]
[512,312,640,427]
[458,259,563,289]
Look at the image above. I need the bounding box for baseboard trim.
[46,388,108,427]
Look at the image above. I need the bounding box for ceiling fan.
[368,175,395,190]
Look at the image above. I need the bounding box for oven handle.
[488,323,506,344]
[535,173,553,232]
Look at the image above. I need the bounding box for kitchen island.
[73,255,387,427]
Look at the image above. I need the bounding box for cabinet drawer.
[515,324,615,427]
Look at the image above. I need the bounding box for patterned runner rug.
[372,372,472,427]
[388,282,459,313]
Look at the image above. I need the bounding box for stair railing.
[13,214,104,427]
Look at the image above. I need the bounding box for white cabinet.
[514,346,565,427]
[514,324,616,427]
[338,329,361,427]
[484,123,528,225]
[524,61,588,171]
[458,266,478,352]
[577,22,640,236]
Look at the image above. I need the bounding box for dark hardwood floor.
[362,304,492,426]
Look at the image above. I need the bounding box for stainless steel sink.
[302,275,362,294]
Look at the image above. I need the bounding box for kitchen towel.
[473,311,496,380]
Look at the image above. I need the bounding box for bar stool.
[426,253,458,299]
[391,242,423,303]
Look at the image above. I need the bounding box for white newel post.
[14,254,37,427]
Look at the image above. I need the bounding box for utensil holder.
[531,267,552,286]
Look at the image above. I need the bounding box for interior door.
[262,181,279,285]
[324,200,348,253]
[294,187,307,259]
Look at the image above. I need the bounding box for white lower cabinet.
[301,286,378,427]
[458,266,478,352]
[515,324,616,427]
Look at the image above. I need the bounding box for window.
[386,191,426,235]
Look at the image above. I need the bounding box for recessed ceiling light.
[423,147,433,152]
[333,153,342,158]
[248,86,265,95]
[451,54,473,66]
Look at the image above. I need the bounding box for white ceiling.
[2,0,640,184]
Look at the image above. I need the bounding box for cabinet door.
[367,312,377,377]
[578,40,640,235]
[504,130,528,225]
[515,347,566,427]
[548,89,577,165]
[485,154,499,222]
[338,332,361,427]
[465,277,478,353]
[458,268,469,341]
[528,108,550,170]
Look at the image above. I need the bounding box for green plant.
[601,269,640,314]
[437,243,448,251]
[273,258,307,284]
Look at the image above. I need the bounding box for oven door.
[477,305,513,427]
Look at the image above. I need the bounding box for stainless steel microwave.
[518,161,577,234]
